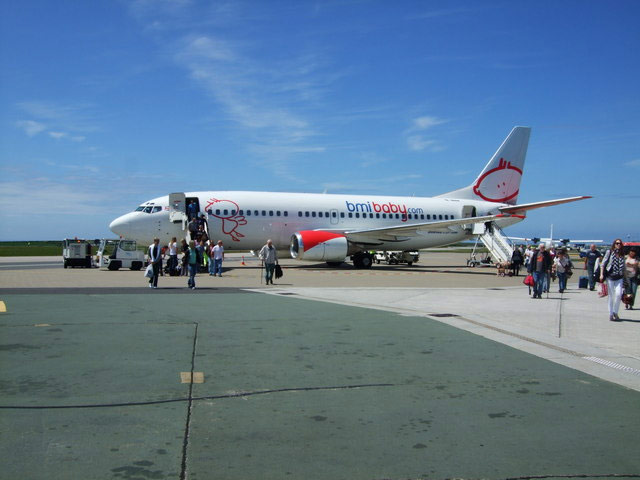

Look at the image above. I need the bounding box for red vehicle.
[623,242,640,255]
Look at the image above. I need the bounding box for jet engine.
[290,231,349,262]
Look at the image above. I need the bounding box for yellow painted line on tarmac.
[181,372,205,384]
[0,301,6,313]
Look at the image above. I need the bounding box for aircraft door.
[462,205,476,218]
[330,209,339,225]
[461,205,477,234]
[169,193,186,223]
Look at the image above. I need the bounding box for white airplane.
[509,225,603,250]
[109,126,591,268]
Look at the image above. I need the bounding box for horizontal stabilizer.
[499,196,592,215]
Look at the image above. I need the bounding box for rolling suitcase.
[578,275,589,289]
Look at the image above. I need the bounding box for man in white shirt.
[168,237,178,276]
[212,240,224,277]
[148,238,161,288]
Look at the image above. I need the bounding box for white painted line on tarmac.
[582,357,640,376]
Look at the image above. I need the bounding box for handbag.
[144,264,154,278]
[523,274,534,287]
[598,282,608,298]
[565,266,573,278]
[275,263,283,279]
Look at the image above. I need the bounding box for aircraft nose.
[109,214,131,237]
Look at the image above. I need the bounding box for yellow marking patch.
[0,301,6,313]
[181,372,205,384]
[35,324,51,327]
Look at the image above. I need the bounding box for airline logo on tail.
[472,158,522,203]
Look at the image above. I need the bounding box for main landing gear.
[352,252,373,269]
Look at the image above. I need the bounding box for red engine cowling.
[290,231,349,262]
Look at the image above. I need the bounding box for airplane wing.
[507,236,603,245]
[498,196,591,215]
[333,214,514,244]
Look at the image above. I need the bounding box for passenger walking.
[553,249,571,293]
[212,240,224,277]
[524,245,534,269]
[528,243,551,299]
[187,240,197,289]
[196,239,206,272]
[259,239,278,285]
[207,241,216,276]
[188,217,198,242]
[159,245,167,276]
[180,239,189,276]
[600,239,625,321]
[511,246,523,276]
[147,237,161,289]
[583,244,602,291]
[545,245,555,292]
[624,248,639,309]
[168,237,178,276]
[187,200,198,221]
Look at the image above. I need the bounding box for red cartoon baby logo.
[204,198,247,242]
[473,158,522,204]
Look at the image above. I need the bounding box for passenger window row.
[206,208,455,221]
[297,211,454,220]
[209,209,290,217]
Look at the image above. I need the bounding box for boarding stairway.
[168,192,210,243]
[478,222,514,264]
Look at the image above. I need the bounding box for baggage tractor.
[578,275,589,289]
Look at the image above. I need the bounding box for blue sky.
[1,0,638,243]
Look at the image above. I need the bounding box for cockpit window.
[135,206,145,212]
[152,206,162,213]
[143,206,153,213]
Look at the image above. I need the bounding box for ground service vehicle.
[62,238,93,268]
[96,239,145,271]
[375,251,420,265]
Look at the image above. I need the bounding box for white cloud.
[404,115,448,152]
[185,35,236,62]
[45,131,85,142]
[16,120,46,136]
[321,173,423,194]
[15,102,96,145]
[177,34,318,141]
[411,116,448,131]
[0,179,108,216]
[624,159,640,168]
[16,101,100,133]
[407,135,445,152]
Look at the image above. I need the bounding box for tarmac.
[1,252,639,480]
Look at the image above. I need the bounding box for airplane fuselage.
[110,190,521,250]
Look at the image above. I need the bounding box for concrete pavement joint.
[180,322,198,480]
[0,383,396,410]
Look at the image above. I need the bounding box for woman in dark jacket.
[180,239,189,276]
[511,246,524,276]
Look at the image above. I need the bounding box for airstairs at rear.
[477,222,514,264]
